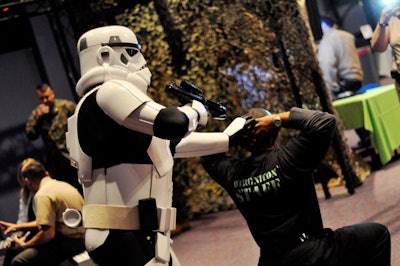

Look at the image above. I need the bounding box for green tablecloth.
[333,84,400,164]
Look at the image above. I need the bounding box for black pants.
[259,222,391,266]
[340,79,362,93]
[334,79,362,99]
[354,127,371,147]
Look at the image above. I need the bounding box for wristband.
[379,21,389,27]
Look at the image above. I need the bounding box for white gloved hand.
[223,117,248,137]
[224,115,256,147]
[190,100,208,126]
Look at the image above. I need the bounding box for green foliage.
[75,0,368,217]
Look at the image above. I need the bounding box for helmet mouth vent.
[101,51,110,61]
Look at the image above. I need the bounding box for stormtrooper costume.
[66,26,247,266]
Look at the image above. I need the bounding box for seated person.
[1,158,36,266]
[0,158,85,265]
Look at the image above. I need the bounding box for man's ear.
[24,177,31,186]
[268,128,280,147]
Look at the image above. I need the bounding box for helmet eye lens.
[126,48,138,57]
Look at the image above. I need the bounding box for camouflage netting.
[73,0,370,218]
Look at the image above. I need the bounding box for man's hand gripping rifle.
[165,80,227,120]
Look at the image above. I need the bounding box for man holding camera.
[371,3,400,101]
[0,158,85,265]
[201,107,391,266]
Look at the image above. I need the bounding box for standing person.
[201,107,391,266]
[25,83,81,194]
[371,3,400,101]
[0,158,85,266]
[318,17,363,100]
[67,25,247,266]
[318,17,370,148]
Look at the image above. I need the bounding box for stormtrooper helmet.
[76,25,150,96]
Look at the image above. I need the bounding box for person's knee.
[378,224,390,243]
[368,222,391,251]
[372,223,390,238]
[11,256,25,266]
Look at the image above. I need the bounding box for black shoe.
[351,141,367,151]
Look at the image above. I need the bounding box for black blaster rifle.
[165,80,226,120]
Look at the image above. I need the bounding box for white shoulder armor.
[96,79,153,125]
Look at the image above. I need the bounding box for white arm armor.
[96,79,155,132]
[97,79,208,136]
[173,116,248,158]
[178,100,208,129]
[223,117,248,137]
[174,132,229,158]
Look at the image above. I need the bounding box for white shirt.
[317,28,363,98]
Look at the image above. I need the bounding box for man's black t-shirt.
[201,107,336,258]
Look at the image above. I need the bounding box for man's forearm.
[14,221,39,232]
[24,227,55,248]
[371,24,390,52]
[371,8,391,52]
